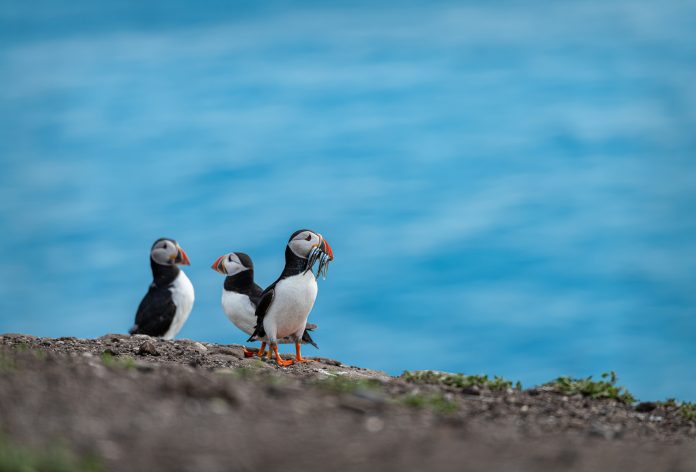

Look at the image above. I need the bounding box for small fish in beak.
[304,237,334,279]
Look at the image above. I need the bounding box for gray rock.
[138,340,160,356]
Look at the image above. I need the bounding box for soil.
[1,333,695,471]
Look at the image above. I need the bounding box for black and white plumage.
[129,238,194,340]
[211,251,317,348]
[247,229,333,365]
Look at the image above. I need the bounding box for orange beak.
[211,255,226,274]
[320,239,334,261]
[175,246,191,265]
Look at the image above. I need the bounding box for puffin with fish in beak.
[211,251,318,358]
[247,229,334,366]
[129,238,195,340]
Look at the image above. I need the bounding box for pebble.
[192,342,208,353]
[138,340,160,356]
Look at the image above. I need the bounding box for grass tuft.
[312,375,383,393]
[675,402,696,422]
[546,371,634,404]
[402,370,519,391]
[100,352,135,370]
[401,392,458,414]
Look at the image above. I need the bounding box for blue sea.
[1,0,695,400]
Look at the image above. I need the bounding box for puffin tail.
[302,329,318,349]
[128,325,139,335]
[246,327,259,343]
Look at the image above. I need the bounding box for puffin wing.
[247,285,274,341]
[130,285,177,337]
[249,282,265,307]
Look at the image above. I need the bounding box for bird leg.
[272,343,294,366]
[242,342,267,358]
[294,342,314,363]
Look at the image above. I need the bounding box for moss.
[100,352,135,370]
[546,371,634,404]
[402,370,518,391]
[0,435,102,472]
[401,392,458,414]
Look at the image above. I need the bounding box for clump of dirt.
[0,333,694,472]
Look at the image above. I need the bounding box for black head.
[150,238,191,266]
[211,251,253,275]
[287,229,334,260]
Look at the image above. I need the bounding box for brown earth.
[0,333,695,471]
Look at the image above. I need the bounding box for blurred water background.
[1,0,695,400]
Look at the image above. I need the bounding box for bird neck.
[224,269,255,292]
[150,258,180,286]
[281,245,308,278]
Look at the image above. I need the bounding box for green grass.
[312,375,384,393]
[402,370,520,391]
[654,399,696,422]
[678,403,696,421]
[546,371,635,404]
[100,352,135,370]
[401,392,459,414]
[0,435,102,472]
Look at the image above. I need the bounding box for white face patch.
[151,239,178,265]
[288,231,320,259]
[221,253,248,276]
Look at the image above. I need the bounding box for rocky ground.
[1,333,695,472]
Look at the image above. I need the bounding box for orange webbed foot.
[272,344,294,367]
[294,342,314,363]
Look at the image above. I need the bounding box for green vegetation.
[312,375,384,393]
[100,352,135,370]
[546,371,635,404]
[678,403,696,421]
[0,435,102,472]
[401,392,458,414]
[402,370,520,391]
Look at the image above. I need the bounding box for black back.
[130,259,180,337]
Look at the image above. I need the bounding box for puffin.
[129,238,195,340]
[247,229,333,366]
[211,251,318,358]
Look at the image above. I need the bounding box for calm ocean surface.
[1,1,695,400]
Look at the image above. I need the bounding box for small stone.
[138,341,160,356]
[192,342,208,352]
[635,401,657,413]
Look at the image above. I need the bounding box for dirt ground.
[1,333,695,472]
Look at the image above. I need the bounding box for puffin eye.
[228,256,233,262]
[305,234,312,241]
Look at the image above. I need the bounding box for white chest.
[163,271,195,340]
[221,290,257,335]
[264,271,318,340]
